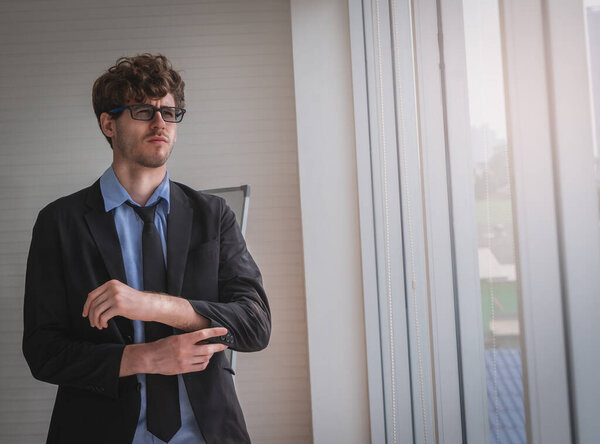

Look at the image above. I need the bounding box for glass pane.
[583,1,600,228]
[462,1,527,443]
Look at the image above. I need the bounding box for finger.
[87,294,109,327]
[193,343,228,357]
[174,356,210,374]
[180,357,215,373]
[82,294,94,318]
[83,283,110,317]
[186,327,228,343]
[190,360,210,369]
[191,355,211,364]
[92,299,113,328]
[98,306,118,329]
[201,343,229,353]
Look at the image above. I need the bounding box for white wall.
[0,1,312,442]
[290,1,371,443]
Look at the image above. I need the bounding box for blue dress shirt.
[100,166,205,444]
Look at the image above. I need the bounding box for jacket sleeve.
[188,199,271,352]
[22,207,126,399]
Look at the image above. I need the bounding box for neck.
[112,162,166,207]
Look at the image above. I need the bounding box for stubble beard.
[132,143,174,168]
[114,134,174,169]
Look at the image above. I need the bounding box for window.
[349,0,600,442]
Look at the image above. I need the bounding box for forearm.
[152,294,211,331]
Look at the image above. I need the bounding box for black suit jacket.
[22,179,271,444]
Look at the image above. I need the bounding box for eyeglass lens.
[131,105,184,122]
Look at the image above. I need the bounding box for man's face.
[103,93,178,169]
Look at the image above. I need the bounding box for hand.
[149,327,229,375]
[82,279,159,329]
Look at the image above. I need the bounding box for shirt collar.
[99,166,170,214]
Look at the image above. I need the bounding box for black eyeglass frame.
[107,104,187,123]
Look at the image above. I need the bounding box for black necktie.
[127,201,181,442]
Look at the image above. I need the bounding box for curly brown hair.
[92,53,185,146]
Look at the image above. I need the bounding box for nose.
[150,108,167,128]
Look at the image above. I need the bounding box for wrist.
[143,341,158,374]
[120,343,155,376]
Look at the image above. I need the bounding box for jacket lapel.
[166,182,193,297]
[84,180,132,342]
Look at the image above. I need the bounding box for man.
[22,54,270,444]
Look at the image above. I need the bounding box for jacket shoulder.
[36,182,97,221]
[170,181,226,213]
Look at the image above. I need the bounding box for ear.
[99,112,116,139]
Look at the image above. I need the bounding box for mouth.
[146,136,169,144]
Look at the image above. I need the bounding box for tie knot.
[126,201,158,224]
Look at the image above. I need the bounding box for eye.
[132,106,154,119]
[162,108,176,120]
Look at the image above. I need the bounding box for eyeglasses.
[108,104,186,123]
